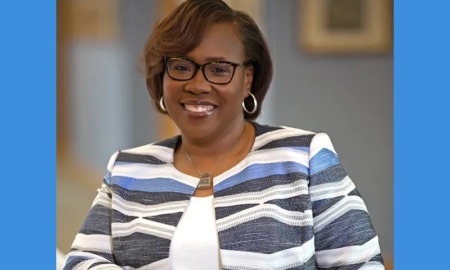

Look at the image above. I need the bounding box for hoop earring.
[242,92,257,114]
[159,96,167,112]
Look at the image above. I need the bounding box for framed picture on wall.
[299,0,392,54]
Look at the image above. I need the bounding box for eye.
[173,64,191,72]
[207,63,232,76]
[169,60,194,73]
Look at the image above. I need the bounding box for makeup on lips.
[181,101,216,117]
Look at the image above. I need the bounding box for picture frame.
[299,0,392,54]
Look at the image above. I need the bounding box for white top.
[169,195,221,270]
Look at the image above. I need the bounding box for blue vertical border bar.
[395,0,450,269]
[0,1,56,268]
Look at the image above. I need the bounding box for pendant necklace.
[184,151,227,189]
[183,125,246,190]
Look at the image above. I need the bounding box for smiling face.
[162,23,253,142]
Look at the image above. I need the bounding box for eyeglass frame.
[163,56,248,85]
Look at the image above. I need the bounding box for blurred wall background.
[57,0,393,267]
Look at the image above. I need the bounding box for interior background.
[57,0,393,267]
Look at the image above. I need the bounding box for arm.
[309,133,384,269]
[64,152,124,270]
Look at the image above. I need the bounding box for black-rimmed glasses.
[164,57,246,85]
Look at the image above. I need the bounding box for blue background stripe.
[289,146,310,153]
[215,162,308,192]
[309,149,340,175]
[1,0,56,268]
[112,176,195,194]
[395,0,450,269]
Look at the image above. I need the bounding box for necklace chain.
[183,124,247,189]
[184,150,227,178]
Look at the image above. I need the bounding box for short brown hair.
[144,0,273,120]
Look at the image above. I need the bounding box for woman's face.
[163,23,253,141]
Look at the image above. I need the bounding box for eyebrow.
[204,56,228,62]
[184,56,231,63]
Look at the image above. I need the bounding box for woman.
[64,0,384,269]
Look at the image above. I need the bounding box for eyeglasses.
[164,56,246,85]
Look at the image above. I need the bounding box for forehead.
[186,23,245,62]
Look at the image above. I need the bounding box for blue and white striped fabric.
[64,123,384,270]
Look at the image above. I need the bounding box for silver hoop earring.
[242,92,257,114]
[159,96,167,112]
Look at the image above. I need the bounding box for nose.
[184,68,212,94]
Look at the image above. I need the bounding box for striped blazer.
[64,123,384,269]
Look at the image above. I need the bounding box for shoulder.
[252,122,336,153]
[252,122,315,136]
[107,135,180,169]
[252,122,317,149]
[309,132,337,156]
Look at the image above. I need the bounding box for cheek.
[220,85,247,109]
[162,75,181,98]
[234,75,249,98]
[162,74,171,95]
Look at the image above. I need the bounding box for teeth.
[185,104,214,112]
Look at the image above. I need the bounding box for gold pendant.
[197,173,212,189]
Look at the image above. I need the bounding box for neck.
[173,120,255,187]
[180,120,250,158]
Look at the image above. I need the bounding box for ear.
[243,65,254,96]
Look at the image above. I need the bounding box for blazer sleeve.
[308,133,385,269]
[63,152,124,270]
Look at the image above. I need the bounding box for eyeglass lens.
[167,58,235,84]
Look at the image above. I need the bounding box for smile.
[183,104,215,113]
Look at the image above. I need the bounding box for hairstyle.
[144,0,273,120]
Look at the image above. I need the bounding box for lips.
[181,101,217,114]
[184,104,214,112]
